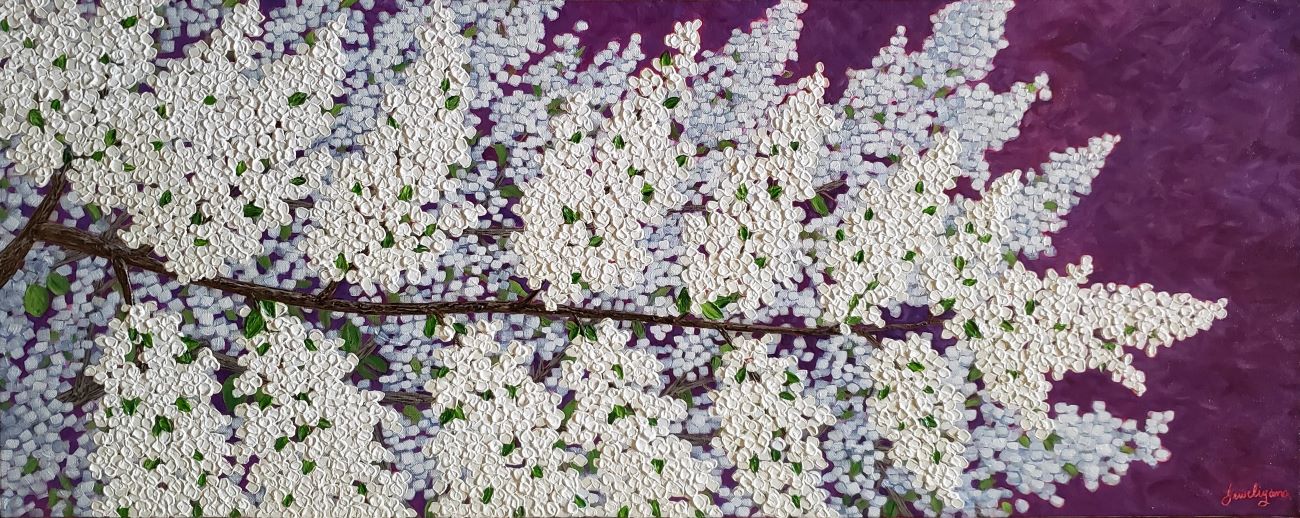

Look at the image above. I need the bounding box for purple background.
[554,0,1299,515]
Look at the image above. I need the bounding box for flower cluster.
[303,3,484,294]
[866,335,970,508]
[233,302,412,517]
[17,0,349,282]
[710,336,835,516]
[514,21,702,308]
[0,0,162,186]
[679,67,839,318]
[820,131,964,326]
[85,303,248,518]
[559,320,720,517]
[423,320,582,516]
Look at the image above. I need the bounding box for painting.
[1,0,1295,516]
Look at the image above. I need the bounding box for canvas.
[0,0,1296,517]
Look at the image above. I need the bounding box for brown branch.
[316,280,342,301]
[112,258,133,304]
[460,226,519,237]
[679,432,714,447]
[0,171,68,287]
[33,222,936,339]
[816,179,847,195]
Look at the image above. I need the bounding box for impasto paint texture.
[0,1,1295,517]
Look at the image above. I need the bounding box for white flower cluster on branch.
[86,303,248,518]
[424,319,719,517]
[559,320,720,517]
[679,67,839,318]
[233,302,412,517]
[514,21,702,308]
[866,335,970,508]
[710,336,835,517]
[423,320,580,517]
[303,3,484,294]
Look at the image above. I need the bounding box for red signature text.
[1221,483,1291,508]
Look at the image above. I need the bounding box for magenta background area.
[549,0,1299,515]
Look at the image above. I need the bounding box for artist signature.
[1221,483,1292,508]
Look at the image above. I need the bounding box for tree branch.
[32,222,939,339]
[112,258,133,304]
[0,171,68,287]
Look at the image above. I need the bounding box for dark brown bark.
[0,171,67,287]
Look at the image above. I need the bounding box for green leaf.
[631,321,646,339]
[341,323,361,353]
[45,272,71,295]
[734,368,747,384]
[587,235,604,247]
[1017,435,1031,448]
[120,16,139,28]
[242,203,263,219]
[811,194,830,216]
[481,486,494,504]
[492,143,508,170]
[287,92,308,107]
[397,185,414,202]
[674,287,691,315]
[844,106,856,119]
[663,96,680,109]
[499,184,524,198]
[963,320,983,339]
[500,442,516,456]
[23,284,50,317]
[906,361,925,372]
[1024,299,1037,315]
[243,309,265,339]
[658,51,672,67]
[531,465,544,478]
[175,397,192,413]
[27,109,45,129]
[423,316,440,338]
[700,302,724,320]
[561,206,579,224]
[21,456,39,475]
[445,96,461,110]
[1063,463,1079,477]
[767,185,783,200]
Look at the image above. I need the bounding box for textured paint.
[555,1,1299,515]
